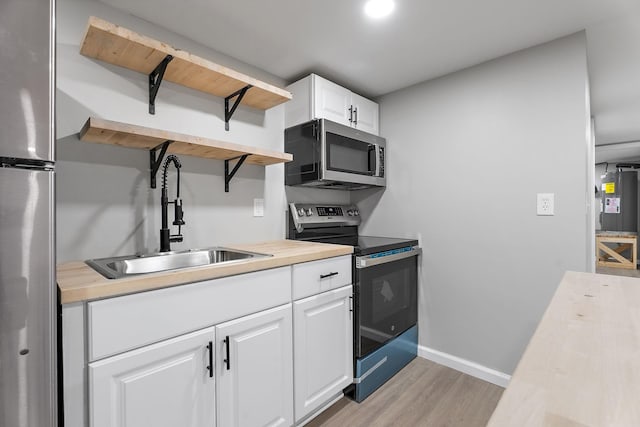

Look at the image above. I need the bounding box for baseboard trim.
[418,345,511,388]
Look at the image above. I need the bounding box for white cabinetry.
[286,74,379,135]
[216,304,293,427]
[293,285,353,423]
[291,256,354,424]
[89,327,216,427]
[63,257,356,427]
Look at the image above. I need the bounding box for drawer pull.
[320,271,339,279]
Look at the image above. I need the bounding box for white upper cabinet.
[285,74,380,135]
[350,92,379,135]
[313,76,353,125]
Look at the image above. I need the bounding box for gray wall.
[353,33,591,375]
[56,0,289,262]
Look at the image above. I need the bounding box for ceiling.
[99,0,640,159]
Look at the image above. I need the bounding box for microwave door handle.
[375,145,382,177]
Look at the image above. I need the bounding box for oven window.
[356,255,417,358]
[326,132,375,175]
[371,273,409,324]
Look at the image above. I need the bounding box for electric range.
[288,203,420,402]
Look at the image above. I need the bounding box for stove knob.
[297,208,306,217]
[354,210,360,216]
[305,208,313,216]
[347,210,354,216]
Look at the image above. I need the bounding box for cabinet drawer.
[87,266,291,361]
[292,255,351,300]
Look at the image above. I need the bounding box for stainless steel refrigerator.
[0,0,57,426]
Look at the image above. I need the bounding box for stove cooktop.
[355,236,419,255]
[288,203,418,255]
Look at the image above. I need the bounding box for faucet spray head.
[173,199,185,226]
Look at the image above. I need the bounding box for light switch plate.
[537,193,554,216]
[253,198,264,217]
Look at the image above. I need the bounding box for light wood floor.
[307,357,504,427]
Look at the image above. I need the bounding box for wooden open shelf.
[80,117,292,165]
[79,16,292,114]
[79,117,292,191]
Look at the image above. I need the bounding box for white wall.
[353,33,591,375]
[56,0,289,262]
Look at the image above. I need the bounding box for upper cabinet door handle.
[353,107,358,126]
[348,105,354,123]
[320,271,339,279]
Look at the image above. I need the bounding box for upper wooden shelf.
[80,117,292,165]
[79,16,292,112]
[80,117,292,191]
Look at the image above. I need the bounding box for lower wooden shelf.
[79,117,293,191]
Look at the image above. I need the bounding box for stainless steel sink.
[86,247,271,279]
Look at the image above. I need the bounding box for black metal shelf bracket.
[224,154,249,192]
[149,54,174,115]
[149,140,174,188]
[224,85,253,131]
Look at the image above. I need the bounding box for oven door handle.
[356,247,421,269]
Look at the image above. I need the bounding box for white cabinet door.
[293,285,353,422]
[89,327,216,427]
[351,92,379,135]
[216,304,293,427]
[313,75,352,127]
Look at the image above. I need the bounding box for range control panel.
[317,206,343,217]
[289,203,361,232]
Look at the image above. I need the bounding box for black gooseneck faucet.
[160,154,185,252]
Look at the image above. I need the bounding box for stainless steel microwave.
[285,119,386,190]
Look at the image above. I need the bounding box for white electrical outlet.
[537,193,554,216]
[253,198,264,217]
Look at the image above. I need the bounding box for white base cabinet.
[89,326,216,427]
[285,74,379,135]
[293,285,354,423]
[216,304,294,427]
[64,260,354,427]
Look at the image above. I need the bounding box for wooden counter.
[57,240,352,304]
[487,271,640,426]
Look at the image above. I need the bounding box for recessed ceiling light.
[364,0,395,19]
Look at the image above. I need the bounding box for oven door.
[354,248,420,358]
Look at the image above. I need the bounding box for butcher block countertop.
[488,271,640,427]
[57,240,352,304]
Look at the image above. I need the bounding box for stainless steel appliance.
[1,0,57,425]
[285,119,386,190]
[288,203,420,402]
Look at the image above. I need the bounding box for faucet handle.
[173,199,185,226]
